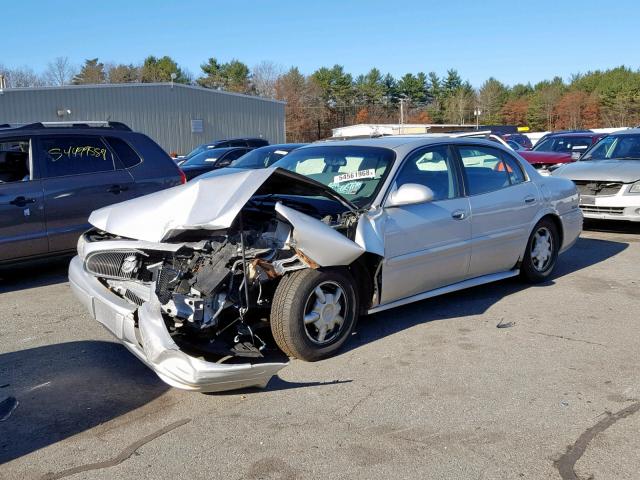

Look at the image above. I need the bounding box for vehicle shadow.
[342,235,628,354]
[0,340,169,464]
[0,256,72,294]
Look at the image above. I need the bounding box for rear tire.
[270,268,358,361]
[520,218,559,283]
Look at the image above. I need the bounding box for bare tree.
[252,61,283,98]
[44,56,76,85]
[0,65,45,88]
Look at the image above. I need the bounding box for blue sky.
[2,0,638,87]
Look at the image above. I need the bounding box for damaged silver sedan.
[69,137,583,392]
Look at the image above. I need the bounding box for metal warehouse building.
[0,83,285,154]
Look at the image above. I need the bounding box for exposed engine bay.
[84,193,363,361]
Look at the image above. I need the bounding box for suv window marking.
[40,135,116,178]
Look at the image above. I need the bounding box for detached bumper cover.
[68,256,288,392]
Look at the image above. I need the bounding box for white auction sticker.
[333,169,376,184]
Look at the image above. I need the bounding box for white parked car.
[552,129,640,221]
[69,137,582,392]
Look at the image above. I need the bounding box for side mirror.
[217,159,232,168]
[386,183,434,208]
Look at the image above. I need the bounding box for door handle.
[524,195,536,204]
[9,196,36,207]
[451,210,466,220]
[107,184,129,194]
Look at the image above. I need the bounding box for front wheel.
[520,218,560,283]
[270,268,358,361]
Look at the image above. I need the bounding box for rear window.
[40,135,115,177]
[107,137,142,168]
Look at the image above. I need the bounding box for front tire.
[520,218,559,283]
[270,268,358,361]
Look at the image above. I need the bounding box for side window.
[223,149,248,162]
[458,146,510,195]
[500,152,526,185]
[0,138,31,183]
[395,145,459,201]
[106,137,142,168]
[40,136,115,177]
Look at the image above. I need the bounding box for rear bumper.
[68,256,287,392]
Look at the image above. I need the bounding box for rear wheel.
[270,268,358,361]
[520,218,559,283]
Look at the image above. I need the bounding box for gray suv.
[0,122,185,264]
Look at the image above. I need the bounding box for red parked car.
[518,132,607,174]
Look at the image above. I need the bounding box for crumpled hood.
[89,167,355,243]
[552,159,640,183]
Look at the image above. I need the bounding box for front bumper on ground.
[68,256,288,392]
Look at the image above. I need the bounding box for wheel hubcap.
[303,281,347,345]
[531,227,553,272]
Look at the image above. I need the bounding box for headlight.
[629,181,640,194]
[77,233,88,259]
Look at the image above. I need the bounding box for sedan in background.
[502,133,533,150]
[229,143,307,169]
[179,138,269,162]
[519,132,607,174]
[69,136,581,392]
[552,129,640,221]
[179,147,251,180]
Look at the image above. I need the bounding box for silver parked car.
[69,137,582,392]
[552,129,640,221]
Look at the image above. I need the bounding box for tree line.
[1,56,639,141]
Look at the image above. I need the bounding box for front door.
[380,145,471,304]
[0,137,47,262]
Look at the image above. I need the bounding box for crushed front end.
[69,168,371,392]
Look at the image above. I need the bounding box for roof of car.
[544,132,603,138]
[192,146,240,156]
[256,143,307,150]
[308,135,504,151]
[605,128,640,136]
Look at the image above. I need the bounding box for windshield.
[272,145,394,207]
[181,149,223,166]
[582,134,640,161]
[533,136,593,154]
[231,146,295,169]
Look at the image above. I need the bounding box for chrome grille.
[125,289,145,306]
[85,250,140,280]
[581,206,625,215]
[574,180,623,196]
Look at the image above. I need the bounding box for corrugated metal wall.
[0,84,285,154]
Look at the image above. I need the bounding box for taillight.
[179,169,187,184]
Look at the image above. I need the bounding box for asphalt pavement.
[1,221,639,480]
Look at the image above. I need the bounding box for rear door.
[0,136,48,261]
[37,134,137,253]
[456,145,539,277]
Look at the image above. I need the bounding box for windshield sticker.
[329,181,364,195]
[333,169,376,184]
